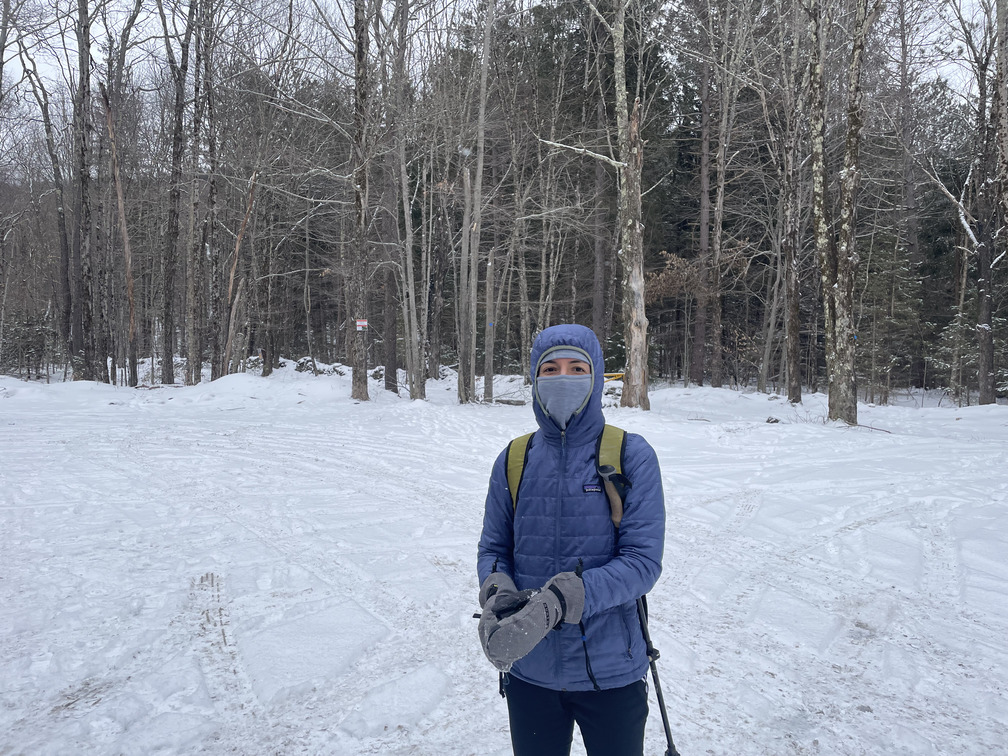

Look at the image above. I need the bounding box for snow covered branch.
[538,138,627,171]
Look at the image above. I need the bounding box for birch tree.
[479,0,498,404]
[808,0,881,423]
[586,0,650,409]
[455,0,494,404]
[934,0,997,404]
[950,0,998,405]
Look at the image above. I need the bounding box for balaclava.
[534,346,593,430]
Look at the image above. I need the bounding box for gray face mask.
[536,375,593,430]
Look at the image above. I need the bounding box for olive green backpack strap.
[597,424,627,476]
[596,424,630,528]
[505,432,535,510]
[506,425,629,522]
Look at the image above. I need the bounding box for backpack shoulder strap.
[597,424,627,476]
[506,425,628,515]
[505,432,535,510]
[597,424,630,528]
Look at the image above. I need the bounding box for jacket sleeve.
[477,447,516,584]
[581,433,665,618]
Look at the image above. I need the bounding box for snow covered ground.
[1,365,1006,755]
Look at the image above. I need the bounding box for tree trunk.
[783,163,802,403]
[809,0,877,424]
[350,0,370,401]
[781,1,803,404]
[19,43,73,367]
[457,166,477,402]
[950,242,969,404]
[260,229,276,378]
[516,199,532,383]
[394,0,425,400]
[185,0,214,386]
[758,250,784,393]
[427,177,448,382]
[457,0,492,403]
[609,1,649,409]
[70,0,97,381]
[480,0,498,402]
[976,223,995,404]
[221,173,257,376]
[993,0,1008,401]
[204,26,221,382]
[691,60,712,388]
[99,84,139,387]
[708,9,741,389]
[303,200,319,374]
[592,100,609,345]
[157,0,197,384]
[384,266,398,393]
[973,5,999,404]
[888,0,923,390]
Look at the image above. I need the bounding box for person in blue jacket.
[477,323,665,756]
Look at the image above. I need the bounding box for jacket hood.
[530,324,605,444]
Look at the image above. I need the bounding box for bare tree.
[70,0,97,380]
[808,0,882,423]
[948,0,998,405]
[479,0,498,404]
[348,0,371,401]
[691,56,712,388]
[753,0,807,403]
[586,0,650,409]
[702,0,750,389]
[156,0,198,384]
[454,0,494,404]
[929,0,998,404]
[184,0,217,385]
[389,0,426,400]
[999,0,1008,240]
[99,83,139,387]
[0,0,17,108]
[17,39,73,361]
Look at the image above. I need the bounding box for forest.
[0,0,1004,423]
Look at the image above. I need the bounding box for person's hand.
[543,571,585,625]
[479,571,517,608]
[478,588,535,668]
[479,572,584,671]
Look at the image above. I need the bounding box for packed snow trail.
[1,370,1006,755]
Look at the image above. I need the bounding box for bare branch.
[581,0,613,35]
[538,137,626,170]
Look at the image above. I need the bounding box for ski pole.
[637,596,681,756]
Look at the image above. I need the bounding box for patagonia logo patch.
[583,483,603,494]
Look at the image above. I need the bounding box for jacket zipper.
[554,430,567,681]
[556,429,566,570]
[621,606,635,659]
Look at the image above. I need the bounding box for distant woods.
[0,0,1005,420]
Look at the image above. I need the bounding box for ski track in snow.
[644,395,1008,756]
[1,372,1007,755]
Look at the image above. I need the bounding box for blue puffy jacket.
[477,324,665,691]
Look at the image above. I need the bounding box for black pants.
[502,674,648,756]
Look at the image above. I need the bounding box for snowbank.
[2,368,1005,755]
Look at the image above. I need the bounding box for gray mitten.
[478,588,536,666]
[479,571,518,608]
[481,572,584,671]
[482,588,561,671]
[543,571,585,625]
